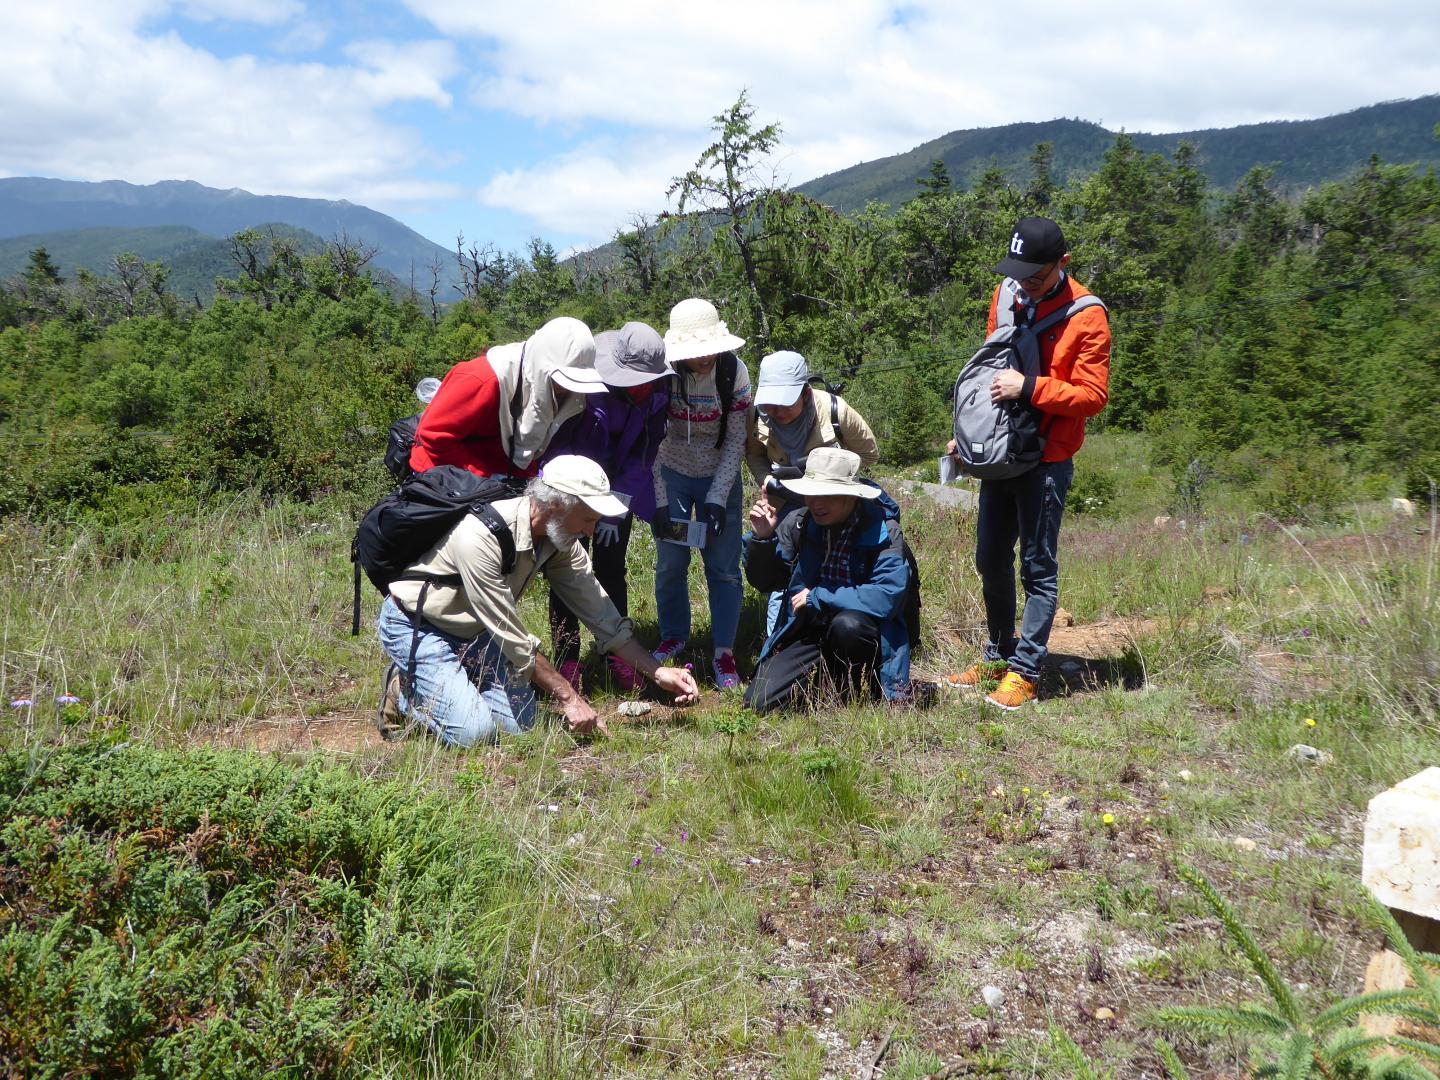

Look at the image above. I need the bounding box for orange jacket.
[987,275,1111,462]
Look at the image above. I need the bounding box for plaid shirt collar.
[815,512,861,591]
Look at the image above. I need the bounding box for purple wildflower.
[56,694,81,705]
[1301,628,1313,638]
[631,855,642,868]
[654,843,663,855]
[1359,617,1370,627]
[10,698,34,708]
[680,829,690,843]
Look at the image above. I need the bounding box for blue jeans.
[975,459,1074,681]
[377,596,536,747]
[654,466,743,651]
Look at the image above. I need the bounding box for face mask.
[626,382,655,404]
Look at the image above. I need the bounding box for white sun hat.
[664,297,746,364]
[540,455,630,516]
[778,447,881,499]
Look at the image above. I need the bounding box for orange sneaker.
[948,660,1007,690]
[985,671,1037,711]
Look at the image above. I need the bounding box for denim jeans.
[974,458,1074,681]
[377,595,537,747]
[654,466,743,651]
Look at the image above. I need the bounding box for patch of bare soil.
[204,712,383,753]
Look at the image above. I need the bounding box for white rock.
[565,832,586,847]
[616,699,653,717]
[1094,1006,1115,1021]
[1392,497,1417,518]
[1177,769,1194,782]
[981,985,1005,1009]
[1153,515,1171,528]
[1286,743,1333,765]
[1232,837,1258,852]
[1363,767,1440,919]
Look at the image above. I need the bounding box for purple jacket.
[544,385,670,522]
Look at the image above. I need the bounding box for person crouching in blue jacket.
[743,447,912,713]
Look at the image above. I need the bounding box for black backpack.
[950,292,1106,480]
[350,465,518,636]
[384,413,422,482]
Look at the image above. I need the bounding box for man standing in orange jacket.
[953,216,1111,710]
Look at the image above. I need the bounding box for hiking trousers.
[744,608,882,715]
[975,458,1073,682]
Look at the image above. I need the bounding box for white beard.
[545,517,580,549]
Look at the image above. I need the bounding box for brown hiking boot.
[375,664,407,742]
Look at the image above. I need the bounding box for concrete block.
[1363,767,1440,919]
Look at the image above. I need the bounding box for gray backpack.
[951,286,1106,479]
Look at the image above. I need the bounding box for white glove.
[594,518,623,547]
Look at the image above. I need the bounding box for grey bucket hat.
[594,322,669,387]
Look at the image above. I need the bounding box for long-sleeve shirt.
[653,358,752,506]
[987,275,1110,462]
[387,496,633,680]
[745,389,880,504]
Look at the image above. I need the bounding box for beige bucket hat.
[778,447,881,499]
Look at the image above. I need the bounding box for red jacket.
[410,354,537,478]
[987,275,1111,462]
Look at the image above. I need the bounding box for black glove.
[652,503,683,540]
[769,464,803,480]
[701,502,726,538]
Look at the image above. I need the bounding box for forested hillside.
[798,95,1440,212]
[2,94,1437,526]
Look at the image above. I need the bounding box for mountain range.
[0,177,453,295]
[796,95,1440,213]
[1,96,1436,296]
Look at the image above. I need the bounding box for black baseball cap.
[991,216,1066,278]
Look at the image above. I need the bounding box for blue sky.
[2,0,1437,256]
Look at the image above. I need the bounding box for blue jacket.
[744,485,911,699]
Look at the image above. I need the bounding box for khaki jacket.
[388,496,632,680]
[746,390,880,503]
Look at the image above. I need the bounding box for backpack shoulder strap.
[829,390,839,433]
[995,280,1021,329]
[1031,294,1107,336]
[471,502,516,576]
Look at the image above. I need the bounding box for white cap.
[539,455,629,517]
[754,350,810,408]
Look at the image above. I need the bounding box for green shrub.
[0,740,526,1078]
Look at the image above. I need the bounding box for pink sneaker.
[712,651,739,691]
[607,656,646,693]
[652,638,687,664]
[557,658,582,692]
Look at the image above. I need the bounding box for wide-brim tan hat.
[664,297,745,363]
[779,447,881,499]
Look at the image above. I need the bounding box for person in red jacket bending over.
[950,216,1111,711]
[411,316,605,481]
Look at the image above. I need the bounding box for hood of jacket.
[485,317,596,471]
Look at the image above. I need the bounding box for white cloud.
[0,3,458,207]
[175,0,303,24]
[404,0,1440,238]
[477,136,695,241]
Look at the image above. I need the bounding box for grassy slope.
[1,432,1437,1077]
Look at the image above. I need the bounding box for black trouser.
[548,514,633,663]
[744,607,882,715]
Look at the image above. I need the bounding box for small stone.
[981,985,1005,1009]
[1392,497,1417,518]
[565,832,586,847]
[786,938,806,951]
[616,700,653,717]
[1153,515,1171,528]
[1286,743,1333,765]
[1232,837,1258,852]
[1094,1006,1115,1021]
[1055,607,1075,627]
[822,1006,833,1015]
[1177,769,1194,782]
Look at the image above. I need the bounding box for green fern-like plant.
[1150,864,1440,1080]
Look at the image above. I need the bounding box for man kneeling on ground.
[378,455,700,746]
[743,447,912,714]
